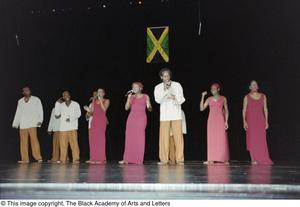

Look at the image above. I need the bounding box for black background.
[0,0,299,163]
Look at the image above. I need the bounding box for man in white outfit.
[154,68,185,165]
[54,91,81,164]
[12,86,43,163]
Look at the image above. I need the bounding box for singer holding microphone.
[119,82,152,164]
[154,68,185,165]
[55,91,81,164]
[84,88,110,164]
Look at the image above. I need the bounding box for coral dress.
[207,96,229,162]
[123,95,147,164]
[246,94,273,164]
[90,100,107,162]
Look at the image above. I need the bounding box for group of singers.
[12,68,273,166]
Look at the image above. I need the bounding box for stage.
[0,161,300,199]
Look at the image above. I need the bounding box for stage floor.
[1,161,300,199]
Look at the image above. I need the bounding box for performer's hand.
[168,94,175,100]
[83,105,90,112]
[225,122,229,130]
[12,125,18,129]
[202,91,208,97]
[243,121,248,131]
[265,122,269,130]
[37,122,42,127]
[48,131,52,136]
[57,97,63,103]
[127,93,132,98]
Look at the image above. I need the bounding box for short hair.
[159,68,172,78]
[22,86,30,90]
[62,91,70,96]
[211,83,221,90]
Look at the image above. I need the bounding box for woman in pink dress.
[119,82,152,164]
[200,83,230,165]
[84,88,110,164]
[242,80,273,165]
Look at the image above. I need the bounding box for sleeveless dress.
[90,100,107,162]
[246,94,273,164]
[123,95,147,164]
[207,96,229,162]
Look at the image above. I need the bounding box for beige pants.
[159,120,184,163]
[19,127,42,161]
[50,131,60,161]
[59,130,80,162]
[169,135,176,162]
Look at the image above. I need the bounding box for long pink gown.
[90,100,107,162]
[207,96,229,162]
[123,95,147,164]
[246,94,273,165]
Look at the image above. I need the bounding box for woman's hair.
[159,68,172,78]
[211,83,221,90]
[132,82,144,90]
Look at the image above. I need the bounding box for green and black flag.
[146,26,169,63]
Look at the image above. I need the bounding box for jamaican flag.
[146,26,169,63]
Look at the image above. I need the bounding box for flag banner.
[146,26,169,63]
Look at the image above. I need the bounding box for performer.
[200,83,229,165]
[169,110,187,164]
[154,68,185,165]
[84,88,109,164]
[119,82,152,164]
[12,86,43,164]
[55,91,81,164]
[242,80,273,165]
[47,107,61,163]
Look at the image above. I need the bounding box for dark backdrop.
[0,0,299,163]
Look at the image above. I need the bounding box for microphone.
[125,90,133,96]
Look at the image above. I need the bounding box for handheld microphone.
[125,90,133,96]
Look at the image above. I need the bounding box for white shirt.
[12,96,43,129]
[154,81,185,121]
[54,101,81,132]
[47,108,61,132]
